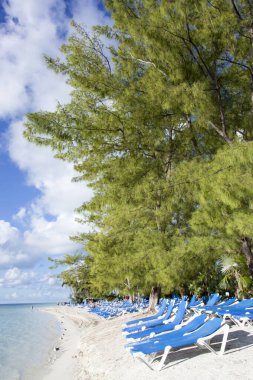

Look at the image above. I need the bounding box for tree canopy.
[25,0,253,301]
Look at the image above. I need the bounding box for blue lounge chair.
[213,299,253,328]
[126,314,208,348]
[192,293,221,313]
[213,299,253,317]
[125,299,187,341]
[218,298,253,311]
[187,295,202,309]
[122,300,175,334]
[122,298,168,327]
[126,317,229,371]
[197,297,237,314]
[204,293,221,306]
[226,312,253,328]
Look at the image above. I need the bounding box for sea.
[0,304,61,380]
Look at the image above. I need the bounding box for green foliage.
[217,255,252,298]
[24,1,253,298]
[49,254,92,303]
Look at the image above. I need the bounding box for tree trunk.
[234,270,241,299]
[241,237,253,277]
[148,286,161,312]
[125,277,135,303]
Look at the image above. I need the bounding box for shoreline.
[39,306,100,380]
[41,306,253,380]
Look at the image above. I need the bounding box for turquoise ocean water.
[0,304,61,380]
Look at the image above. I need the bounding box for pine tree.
[24,1,253,299]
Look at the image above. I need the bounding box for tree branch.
[218,57,253,78]
[231,0,243,20]
[129,53,169,78]
[208,121,232,144]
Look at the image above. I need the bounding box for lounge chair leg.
[238,318,252,328]
[230,317,252,329]
[157,346,171,371]
[197,324,229,356]
[149,352,158,364]
[135,354,155,370]
[219,324,229,355]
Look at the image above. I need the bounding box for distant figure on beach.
[32,305,33,310]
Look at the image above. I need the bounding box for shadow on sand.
[158,327,253,370]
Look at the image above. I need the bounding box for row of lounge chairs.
[195,297,253,328]
[122,295,253,371]
[83,298,149,319]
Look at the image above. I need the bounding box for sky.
[0,0,111,303]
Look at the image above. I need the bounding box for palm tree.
[217,256,252,298]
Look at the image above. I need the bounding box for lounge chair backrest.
[172,299,187,324]
[221,298,253,311]
[162,300,175,320]
[222,297,237,306]
[157,298,169,317]
[188,295,197,308]
[183,317,223,340]
[154,314,207,342]
[126,315,208,350]
[123,298,169,327]
[235,299,253,308]
[206,293,220,306]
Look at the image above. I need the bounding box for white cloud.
[41,274,57,286]
[0,245,31,267]
[23,214,81,255]
[48,277,56,286]
[7,292,17,300]
[7,120,92,257]
[0,0,112,119]
[72,0,111,29]
[8,120,92,213]
[0,0,70,118]
[0,268,70,302]
[0,267,36,287]
[0,220,19,244]
[13,207,27,221]
[0,0,109,301]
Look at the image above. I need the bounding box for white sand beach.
[41,306,253,380]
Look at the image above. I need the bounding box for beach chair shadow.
[220,328,253,353]
[157,329,226,370]
[158,328,253,371]
[154,329,248,371]
[128,318,229,371]
[159,345,209,370]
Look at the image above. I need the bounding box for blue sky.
[0,119,40,221]
[0,0,110,303]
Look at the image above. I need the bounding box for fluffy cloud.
[7,119,92,257]
[0,220,19,244]
[0,267,36,287]
[13,207,27,221]
[72,0,111,28]
[0,0,70,118]
[8,120,92,215]
[0,249,30,267]
[0,0,110,302]
[0,0,111,119]
[0,266,70,302]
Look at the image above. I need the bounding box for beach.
[41,306,253,380]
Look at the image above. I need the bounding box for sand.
[41,306,253,380]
